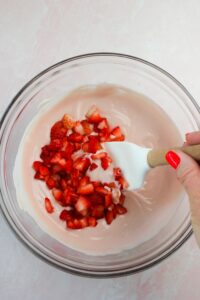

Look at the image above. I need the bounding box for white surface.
[1,0,200,299]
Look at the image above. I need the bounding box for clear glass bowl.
[0,53,199,277]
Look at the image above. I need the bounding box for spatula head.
[104,142,151,190]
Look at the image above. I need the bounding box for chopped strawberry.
[79,176,89,187]
[73,157,90,172]
[91,205,104,219]
[104,194,113,208]
[64,159,73,173]
[95,186,111,195]
[75,196,91,216]
[62,143,75,159]
[63,188,73,205]
[88,136,102,153]
[49,139,63,151]
[62,114,75,129]
[79,217,89,228]
[34,172,45,180]
[117,176,129,189]
[91,152,107,160]
[60,178,68,190]
[50,153,66,167]
[50,121,67,140]
[78,183,94,195]
[73,121,84,135]
[32,161,43,172]
[105,210,114,224]
[86,106,102,123]
[97,118,109,130]
[51,164,63,174]
[59,209,74,221]
[89,192,104,205]
[81,120,93,135]
[39,165,50,176]
[71,169,80,188]
[119,194,125,205]
[52,188,63,202]
[116,204,127,215]
[89,163,98,171]
[46,177,56,189]
[66,220,76,229]
[88,217,97,227]
[110,126,123,139]
[74,143,81,151]
[44,197,54,214]
[68,132,84,143]
[82,142,89,152]
[113,167,122,178]
[101,156,112,170]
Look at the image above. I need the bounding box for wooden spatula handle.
[147,144,200,168]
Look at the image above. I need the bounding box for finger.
[166,150,200,247]
[186,131,200,145]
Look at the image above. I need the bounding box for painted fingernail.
[165,151,181,169]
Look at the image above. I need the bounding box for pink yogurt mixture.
[14,85,183,255]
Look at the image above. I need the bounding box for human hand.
[166,132,200,247]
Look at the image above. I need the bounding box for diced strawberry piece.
[52,188,63,201]
[68,133,84,143]
[92,181,101,187]
[49,139,63,151]
[79,176,89,187]
[89,163,98,171]
[105,210,114,225]
[63,188,73,205]
[32,161,43,172]
[99,128,110,142]
[34,171,45,180]
[73,121,84,135]
[97,118,109,130]
[107,182,117,188]
[91,205,104,219]
[81,120,93,135]
[73,157,90,172]
[79,217,89,228]
[46,177,56,189]
[44,197,54,214]
[67,220,76,229]
[78,183,94,195]
[64,159,73,173]
[62,143,75,159]
[116,204,127,215]
[88,136,102,153]
[88,217,97,227]
[60,178,68,190]
[62,114,75,129]
[82,142,89,152]
[89,192,104,204]
[39,165,50,176]
[105,194,113,208]
[113,167,122,178]
[95,186,111,195]
[59,209,74,221]
[86,106,102,123]
[74,143,81,151]
[117,176,129,189]
[110,126,122,139]
[50,153,66,167]
[91,152,107,160]
[101,156,112,170]
[75,196,91,216]
[50,121,67,140]
[51,164,63,174]
[119,194,125,205]
[71,169,80,188]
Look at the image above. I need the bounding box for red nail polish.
[165,151,180,169]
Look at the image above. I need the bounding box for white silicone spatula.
[104,142,200,190]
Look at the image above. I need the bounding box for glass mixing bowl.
[0,53,199,277]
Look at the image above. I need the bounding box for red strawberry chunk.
[52,188,63,202]
[89,163,98,171]
[68,132,84,143]
[44,197,54,214]
[78,183,94,195]
[113,167,122,178]
[101,156,112,170]
[79,176,89,187]
[95,186,111,195]
[75,196,91,216]
[105,210,114,225]
[81,120,93,135]
[91,152,107,160]
[97,118,109,130]
[88,217,97,227]
[46,177,56,189]
[32,161,43,172]
[73,121,84,135]
[39,165,50,176]
[64,159,73,173]
[50,121,67,140]
[62,114,75,129]
[105,194,113,208]
[59,209,74,221]
[73,157,90,172]
[88,136,102,153]
[86,106,102,123]
[91,205,104,219]
[50,152,66,167]
[99,128,110,142]
[116,204,127,215]
[117,176,129,189]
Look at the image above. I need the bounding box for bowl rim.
[0,52,197,277]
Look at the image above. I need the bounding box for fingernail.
[165,151,181,169]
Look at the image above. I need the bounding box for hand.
[166,132,200,247]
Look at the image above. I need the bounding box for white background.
[1,1,200,299]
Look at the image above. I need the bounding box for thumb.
[166,150,200,247]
